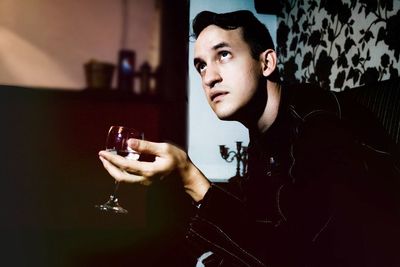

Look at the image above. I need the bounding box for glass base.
[95,195,128,214]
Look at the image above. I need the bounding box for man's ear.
[260,49,277,77]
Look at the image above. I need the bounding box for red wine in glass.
[95,126,144,214]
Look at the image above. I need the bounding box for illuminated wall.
[0,0,159,89]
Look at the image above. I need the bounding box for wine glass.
[96,125,144,214]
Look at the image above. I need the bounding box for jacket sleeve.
[185,184,268,266]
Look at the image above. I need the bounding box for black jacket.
[186,84,400,266]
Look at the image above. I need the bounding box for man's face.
[194,25,264,121]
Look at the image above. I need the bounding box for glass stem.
[111,181,120,199]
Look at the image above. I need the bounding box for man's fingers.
[99,150,135,171]
[99,155,151,185]
[98,150,163,179]
[128,138,170,157]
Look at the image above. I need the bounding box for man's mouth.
[210,91,228,102]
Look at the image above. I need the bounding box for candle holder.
[219,141,248,178]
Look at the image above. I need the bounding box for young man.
[99,10,400,266]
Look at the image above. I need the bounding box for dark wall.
[158,0,189,149]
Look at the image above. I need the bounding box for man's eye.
[219,51,231,60]
[197,63,207,73]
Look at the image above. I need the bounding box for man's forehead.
[194,25,243,55]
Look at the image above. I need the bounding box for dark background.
[0,1,196,266]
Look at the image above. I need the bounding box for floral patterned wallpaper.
[277,0,400,91]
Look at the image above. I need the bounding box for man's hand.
[98,138,211,202]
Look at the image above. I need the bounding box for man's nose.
[204,65,222,88]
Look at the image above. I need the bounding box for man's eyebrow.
[213,42,230,50]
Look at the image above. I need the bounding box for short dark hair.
[192,10,275,60]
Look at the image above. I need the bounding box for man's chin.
[213,103,241,120]
[215,110,236,121]
[214,106,247,124]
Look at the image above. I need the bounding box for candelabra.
[219,141,248,178]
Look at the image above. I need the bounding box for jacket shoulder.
[284,83,341,121]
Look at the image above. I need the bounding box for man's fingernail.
[128,138,139,146]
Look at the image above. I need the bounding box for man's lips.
[210,91,228,102]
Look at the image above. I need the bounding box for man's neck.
[257,80,281,134]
